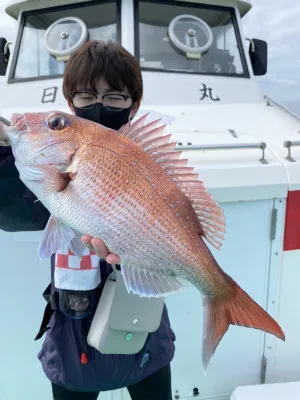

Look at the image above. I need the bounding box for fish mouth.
[4,114,27,149]
[10,113,27,131]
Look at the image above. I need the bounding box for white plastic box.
[231,381,300,400]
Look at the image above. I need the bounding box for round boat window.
[168,14,213,54]
[44,17,88,57]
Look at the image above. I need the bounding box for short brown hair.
[63,40,143,108]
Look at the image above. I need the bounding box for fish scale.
[69,145,197,267]
[5,110,285,373]
[52,166,182,271]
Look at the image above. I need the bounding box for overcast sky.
[0,1,299,105]
[242,0,300,105]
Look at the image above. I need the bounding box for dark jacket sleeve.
[0,146,50,232]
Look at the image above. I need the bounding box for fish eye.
[48,115,67,131]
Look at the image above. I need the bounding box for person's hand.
[81,235,121,264]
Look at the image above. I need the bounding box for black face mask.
[73,103,132,131]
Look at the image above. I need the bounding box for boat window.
[136,1,249,77]
[10,1,120,82]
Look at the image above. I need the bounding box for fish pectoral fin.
[38,215,76,261]
[16,164,71,193]
[120,264,184,298]
[38,165,71,193]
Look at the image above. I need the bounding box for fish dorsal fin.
[128,120,162,142]
[121,115,226,250]
[118,112,149,134]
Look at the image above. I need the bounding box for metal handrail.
[283,140,300,162]
[175,142,268,164]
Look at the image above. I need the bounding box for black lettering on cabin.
[199,84,220,102]
[42,86,58,103]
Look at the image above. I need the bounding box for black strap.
[35,262,110,341]
[34,302,53,340]
[34,284,59,341]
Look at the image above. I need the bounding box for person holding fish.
[0,41,175,400]
[0,40,285,400]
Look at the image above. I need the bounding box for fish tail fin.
[202,276,285,373]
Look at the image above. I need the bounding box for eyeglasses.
[71,90,131,111]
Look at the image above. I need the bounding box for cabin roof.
[5,0,252,19]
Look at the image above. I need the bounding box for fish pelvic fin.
[202,275,285,373]
[38,215,76,260]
